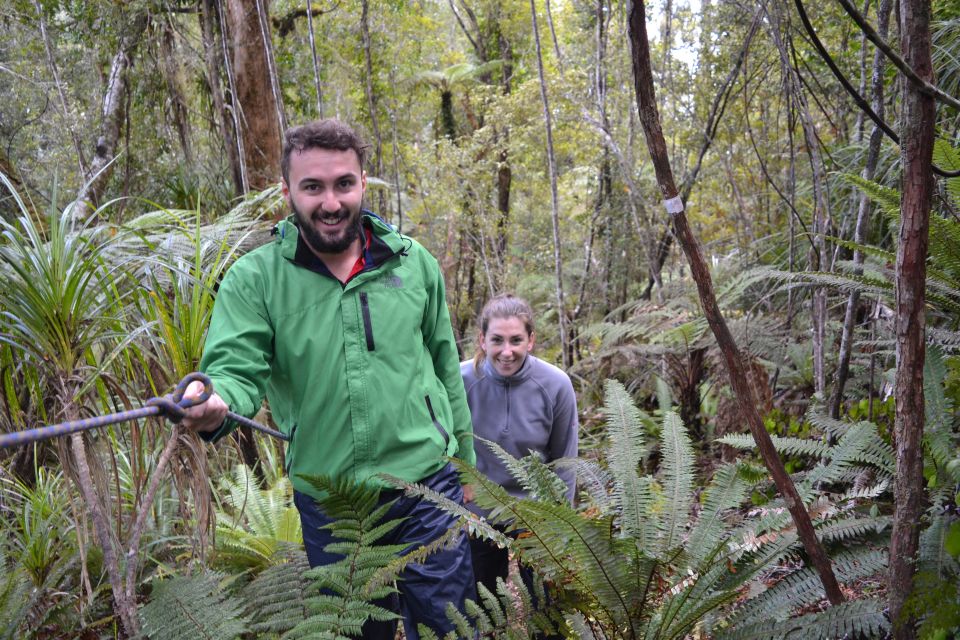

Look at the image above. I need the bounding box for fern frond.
[557,458,615,513]
[603,380,658,547]
[720,597,888,640]
[716,433,829,458]
[817,515,891,544]
[381,466,511,548]
[685,464,751,567]
[243,545,311,635]
[477,437,569,504]
[919,511,960,577]
[837,172,901,216]
[727,549,887,627]
[138,572,249,640]
[658,411,694,552]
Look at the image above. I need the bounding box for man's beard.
[292,201,362,254]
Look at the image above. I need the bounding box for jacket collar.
[481,353,535,386]
[275,211,406,272]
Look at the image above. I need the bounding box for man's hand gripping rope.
[0,372,289,449]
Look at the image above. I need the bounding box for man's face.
[282,147,367,255]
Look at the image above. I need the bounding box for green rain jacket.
[199,213,475,498]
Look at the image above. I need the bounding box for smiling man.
[181,119,476,640]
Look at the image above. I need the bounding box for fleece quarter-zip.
[460,354,578,512]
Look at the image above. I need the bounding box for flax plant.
[0,175,143,634]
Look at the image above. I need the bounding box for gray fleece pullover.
[460,354,578,512]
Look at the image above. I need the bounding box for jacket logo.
[379,275,403,289]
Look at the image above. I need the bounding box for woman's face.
[480,316,535,377]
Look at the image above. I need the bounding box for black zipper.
[424,395,450,446]
[359,292,375,351]
[284,423,298,472]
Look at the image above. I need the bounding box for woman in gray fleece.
[460,293,579,597]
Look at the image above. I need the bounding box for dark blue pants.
[295,463,476,640]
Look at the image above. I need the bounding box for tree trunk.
[360,0,386,216]
[888,0,935,634]
[200,0,245,195]
[34,0,88,178]
[764,2,832,398]
[306,0,325,118]
[225,0,282,191]
[627,0,845,606]
[69,11,149,218]
[159,18,194,168]
[529,0,571,368]
[830,0,893,418]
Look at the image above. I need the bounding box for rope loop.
[146,372,213,424]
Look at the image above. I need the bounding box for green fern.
[214,464,303,573]
[393,382,892,640]
[603,379,658,547]
[138,572,249,640]
[718,598,888,640]
[478,437,569,504]
[283,475,407,640]
[242,544,311,635]
[658,410,695,552]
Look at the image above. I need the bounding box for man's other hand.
[181,380,228,433]
[462,484,475,504]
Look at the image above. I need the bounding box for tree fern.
[138,572,249,640]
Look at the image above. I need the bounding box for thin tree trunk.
[306,0,324,118]
[627,0,845,606]
[255,0,286,134]
[67,424,139,636]
[159,18,194,168]
[573,0,612,331]
[640,12,758,300]
[889,0,935,633]
[544,0,564,72]
[529,0,571,368]
[830,0,892,418]
[69,11,148,218]
[225,0,281,191]
[200,0,245,195]
[494,30,514,276]
[360,0,386,215]
[33,0,87,177]
[764,3,832,397]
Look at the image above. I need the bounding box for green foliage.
[241,544,312,636]
[905,509,960,638]
[717,598,889,640]
[394,379,890,639]
[137,571,249,640]
[283,475,406,640]
[214,464,303,574]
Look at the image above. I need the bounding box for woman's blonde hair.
[473,294,535,372]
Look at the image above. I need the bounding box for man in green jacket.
[181,119,476,640]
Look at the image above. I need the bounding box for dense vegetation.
[1,0,959,638]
